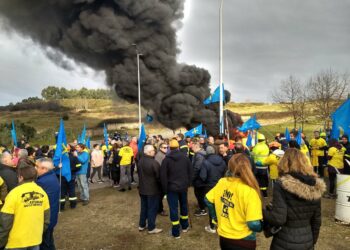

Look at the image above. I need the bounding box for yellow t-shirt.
[0,176,4,205]
[264,154,280,180]
[328,147,345,169]
[1,182,50,249]
[101,145,112,155]
[118,146,134,166]
[206,178,263,240]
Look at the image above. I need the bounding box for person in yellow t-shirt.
[205,154,263,250]
[118,141,135,192]
[264,148,284,186]
[309,131,328,177]
[326,139,345,198]
[0,176,7,209]
[0,163,50,249]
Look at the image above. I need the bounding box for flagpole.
[133,44,143,136]
[219,0,224,134]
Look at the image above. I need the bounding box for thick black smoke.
[0,0,242,136]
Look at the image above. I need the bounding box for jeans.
[77,174,89,201]
[131,163,136,182]
[120,165,132,189]
[60,175,77,209]
[139,194,160,231]
[167,191,189,237]
[40,228,56,250]
[90,166,102,180]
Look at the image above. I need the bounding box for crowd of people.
[0,128,348,250]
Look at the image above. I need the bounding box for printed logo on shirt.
[221,189,234,218]
[21,191,45,207]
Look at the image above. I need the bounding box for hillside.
[0,99,324,145]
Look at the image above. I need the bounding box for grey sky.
[1,0,350,105]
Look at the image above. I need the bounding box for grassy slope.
[0,99,324,144]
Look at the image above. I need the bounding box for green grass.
[0,99,325,145]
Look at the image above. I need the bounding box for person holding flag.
[75,143,90,205]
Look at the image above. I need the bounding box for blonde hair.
[228,154,261,199]
[278,148,316,177]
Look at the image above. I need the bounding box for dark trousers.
[139,194,160,231]
[194,186,207,210]
[40,228,56,250]
[110,165,120,185]
[256,169,268,197]
[86,162,91,179]
[328,167,343,194]
[131,163,136,182]
[220,237,256,250]
[316,156,326,177]
[90,166,102,180]
[103,157,109,177]
[60,176,77,209]
[158,193,165,213]
[167,191,189,237]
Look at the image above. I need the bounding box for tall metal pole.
[219,0,224,134]
[133,44,143,136]
[137,53,142,135]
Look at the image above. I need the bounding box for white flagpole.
[219,0,224,134]
[133,43,143,136]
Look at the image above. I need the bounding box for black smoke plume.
[0,0,242,136]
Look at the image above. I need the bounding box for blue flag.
[146,113,153,123]
[238,115,261,132]
[185,124,203,138]
[11,120,18,147]
[296,130,302,146]
[86,136,91,149]
[138,124,147,151]
[103,123,109,149]
[53,119,71,182]
[203,128,208,139]
[246,132,253,147]
[285,128,291,142]
[331,99,350,138]
[78,124,86,144]
[203,84,225,105]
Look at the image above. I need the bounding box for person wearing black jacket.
[200,145,227,233]
[0,152,18,192]
[176,133,189,157]
[263,148,325,250]
[191,142,207,217]
[109,143,121,188]
[160,139,193,239]
[137,145,162,234]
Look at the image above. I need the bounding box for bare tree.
[272,75,305,128]
[307,69,349,127]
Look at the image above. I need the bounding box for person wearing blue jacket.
[36,157,60,250]
[75,143,90,206]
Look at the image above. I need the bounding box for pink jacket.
[91,149,104,168]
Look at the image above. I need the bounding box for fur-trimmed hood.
[279,174,326,200]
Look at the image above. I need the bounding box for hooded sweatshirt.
[200,154,227,188]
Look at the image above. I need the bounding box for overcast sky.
[1,0,350,105]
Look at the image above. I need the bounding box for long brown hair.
[278,148,316,177]
[228,154,261,199]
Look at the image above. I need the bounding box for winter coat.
[160,149,193,193]
[0,163,18,192]
[36,171,60,230]
[200,154,227,188]
[137,155,161,196]
[76,151,89,175]
[263,173,326,250]
[155,151,166,166]
[178,140,189,157]
[192,150,207,187]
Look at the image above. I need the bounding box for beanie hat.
[169,139,179,149]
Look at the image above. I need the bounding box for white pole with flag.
[219,0,224,134]
[133,44,143,136]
